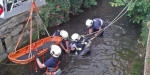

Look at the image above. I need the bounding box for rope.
[109,0,132,26]
[28,0,34,58]
[83,0,133,37]
[36,13,50,36]
[89,0,137,41]
[14,10,32,52]
[13,0,50,52]
[14,0,37,52]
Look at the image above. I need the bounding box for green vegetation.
[110,0,148,74]
[30,0,97,40]
[32,33,38,41]
[109,0,150,46]
[39,0,97,27]
[131,58,142,75]
[117,49,136,61]
[110,0,146,74]
[117,49,142,75]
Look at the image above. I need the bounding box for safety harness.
[43,61,61,75]
[69,36,90,56]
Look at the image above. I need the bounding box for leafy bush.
[39,0,97,27]
[70,0,83,15]
[83,0,97,8]
[39,0,71,27]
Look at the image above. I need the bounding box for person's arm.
[95,27,102,37]
[66,40,69,49]
[65,40,70,53]
[36,58,46,68]
[60,42,66,50]
[70,43,76,51]
[88,28,93,34]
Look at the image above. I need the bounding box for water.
[61,23,143,75]
[0,0,144,75]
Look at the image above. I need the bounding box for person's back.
[45,57,61,71]
[92,18,101,30]
[34,45,62,75]
[86,18,105,37]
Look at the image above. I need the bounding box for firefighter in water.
[85,18,105,37]
[70,33,91,57]
[34,45,62,75]
[53,30,70,53]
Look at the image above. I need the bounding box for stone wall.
[0,12,40,62]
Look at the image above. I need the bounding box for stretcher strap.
[34,59,38,72]
[14,0,36,52]
[30,62,33,74]
[42,55,44,63]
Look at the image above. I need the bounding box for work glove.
[33,52,38,59]
[81,35,85,38]
[76,47,82,51]
[33,53,40,61]
[81,42,85,44]
[85,42,88,44]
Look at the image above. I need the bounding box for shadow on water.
[0,0,145,75]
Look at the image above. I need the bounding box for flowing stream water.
[0,0,145,75]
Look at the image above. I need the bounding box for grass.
[117,49,142,75]
[131,58,142,75]
[117,49,137,61]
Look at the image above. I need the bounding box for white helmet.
[50,45,61,58]
[60,30,69,39]
[71,33,80,42]
[86,19,93,28]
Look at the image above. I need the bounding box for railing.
[1,0,45,19]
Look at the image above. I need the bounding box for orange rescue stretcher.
[8,36,62,64]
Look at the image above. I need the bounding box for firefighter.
[34,45,62,75]
[86,18,105,37]
[70,33,91,57]
[53,30,70,53]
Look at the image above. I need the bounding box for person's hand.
[65,49,70,53]
[33,53,38,59]
[81,35,85,38]
[70,47,75,51]
[94,33,98,37]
